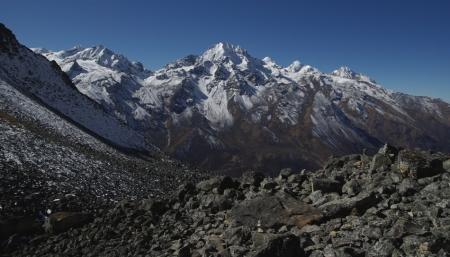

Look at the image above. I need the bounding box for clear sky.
[2,0,449,101]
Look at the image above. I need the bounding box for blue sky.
[2,0,449,101]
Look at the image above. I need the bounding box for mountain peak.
[331,66,376,83]
[287,60,303,72]
[31,47,50,54]
[331,66,357,79]
[285,60,320,75]
[200,42,249,64]
[212,42,245,53]
[34,45,152,77]
[262,56,273,63]
[82,45,115,60]
[0,23,19,52]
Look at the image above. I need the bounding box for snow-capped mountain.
[32,46,157,130]
[0,24,209,224]
[331,66,376,83]
[23,35,450,173]
[0,23,155,152]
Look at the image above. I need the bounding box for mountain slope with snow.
[0,23,207,221]
[0,24,155,152]
[32,40,450,174]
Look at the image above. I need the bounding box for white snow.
[0,44,153,151]
[26,41,447,151]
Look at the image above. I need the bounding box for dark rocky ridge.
[3,145,450,257]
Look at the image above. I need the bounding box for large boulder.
[241,171,265,187]
[396,150,444,178]
[311,178,343,193]
[251,233,304,257]
[370,154,393,172]
[319,191,380,219]
[43,212,91,234]
[139,199,167,216]
[196,176,238,193]
[229,193,321,230]
[369,144,399,172]
[377,144,399,157]
[0,217,43,240]
[341,179,362,196]
[443,159,450,172]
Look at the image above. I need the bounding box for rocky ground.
[0,111,208,254]
[2,145,450,256]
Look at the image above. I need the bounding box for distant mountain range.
[1,23,449,174]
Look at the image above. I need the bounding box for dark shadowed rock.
[224,226,252,246]
[251,233,304,257]
[378,144,399,157]
[196,176,238,193]
[319,191,380,219]
[278,168,293,180]
[177,245,191,257]
[311,178,343,193]
[139,199,167,216]
[196,177,222,192]
[230,193,321,229]
[0,217,43,240]
[396,150,444,178]
[43,212,91,234]
[241,171,265,187]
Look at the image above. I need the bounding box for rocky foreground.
[2,145,450,257]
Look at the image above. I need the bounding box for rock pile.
[4,145,450,257]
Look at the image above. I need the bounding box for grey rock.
[251,233,304,257]
[196,177,222,192]
[443,159,450,172]
[396,150,444,178]
[6,148,450,257]
[397,178,417,196]
[378,144,399,158]
[370,153,393,172]
[368,239,395,257]
[241,171,265,187]
[311,178,343,193]
[260,179,277,190]
[319,191,380,219]
[308,190,323,203]
[342,179,361,196]
[230,193,321,229]
[224,226,251,245]
[177,245,191,257]
[139,199,167,216]
[278,168,293,180]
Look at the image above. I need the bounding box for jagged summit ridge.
[331,66,357,79]
[33,45,153,77]
[200,42,249,63]
[29,38,450,173]
[331,66,376,83]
